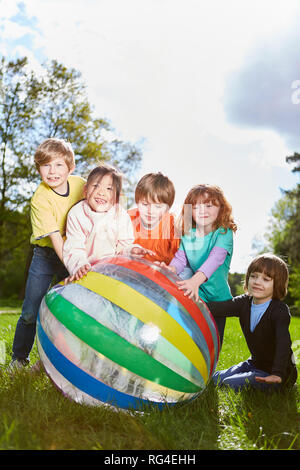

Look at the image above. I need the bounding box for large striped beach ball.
[37,256,219,410]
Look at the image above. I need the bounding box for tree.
[0,57,41,212]
[0,56,142,298]
[228,272,245,297]
[289,265,300,310]
[0,57,142,212]
[265,189,299,261]
[286,152,300,173]
[264,153,300,312]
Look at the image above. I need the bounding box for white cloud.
[0,19,32,39]
[0,0,20,19]
[1,0,300,272]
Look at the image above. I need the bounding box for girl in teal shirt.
[166,184,237,343]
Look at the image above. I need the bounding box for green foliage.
[228,272,245,297]
[0,206,31,298]
[286,152,300,173]
[0,56,142,210]
[289,265,300,316]
[0,56,142,298]
[264,153,300,310]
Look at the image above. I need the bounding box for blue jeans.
[12,245,68,361]
[179,266,226,346]
[212,359,282,391]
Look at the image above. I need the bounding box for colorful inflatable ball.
[37,256,219,410]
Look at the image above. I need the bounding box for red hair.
[180,184,237,235]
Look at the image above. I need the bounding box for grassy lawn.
[0,310,299,451]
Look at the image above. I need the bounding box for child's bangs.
[89,174,110,187]
[249,257,275,279]
[188,188,220,206]
[87,166,121,203]
[143,189,163,204]
[137,186,168,205]
[88,169,114,187]
[87,174,105,191]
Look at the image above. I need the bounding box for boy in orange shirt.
[128,172,180,264]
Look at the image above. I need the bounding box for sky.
[1,0,300,273]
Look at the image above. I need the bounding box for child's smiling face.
[39,156,74,194]
[85,174,115,213]
[137,198,169,229]
[192,194,220,235]
[247,271,274,304]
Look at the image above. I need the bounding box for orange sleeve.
[127,209,180,264]
[169,215,181,252]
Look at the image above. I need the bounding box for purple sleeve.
[197,246,227,280]
[169,249,187,274]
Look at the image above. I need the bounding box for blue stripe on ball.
[37,315,175,410]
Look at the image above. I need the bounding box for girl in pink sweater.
[63,164,134,283]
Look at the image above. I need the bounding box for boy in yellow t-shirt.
[10,138,85,368]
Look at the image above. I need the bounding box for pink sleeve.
[116,209,135,253]
[63,208,91,275]
[169,249,188,274]
[197,246,227,280]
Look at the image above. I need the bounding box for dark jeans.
[12,245,68,361]
[212,359,282,391]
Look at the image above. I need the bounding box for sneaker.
[8,359,29,372]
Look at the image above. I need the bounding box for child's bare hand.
[177,278,200,301]
[255,375,282,384]
[64,264,91,284]
[64,275,73,285]
[75,264,91,280]
[131,246,156,259]
[176,271,206,302]
[157,262,177,274]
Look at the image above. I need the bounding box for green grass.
[0,311,299,450]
